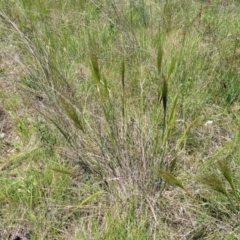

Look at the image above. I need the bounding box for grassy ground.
[1,0,240,239]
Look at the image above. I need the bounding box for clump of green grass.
[1,0,240,239]
[1,7,182,195]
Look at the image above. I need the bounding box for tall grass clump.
[1,0,240,239]
[1,14,176,196]
[0,0,185,195]
[0,2,185,236]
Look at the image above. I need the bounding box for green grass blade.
[176,116,202,150]
[169,157,177,172]
[162,74,168,119]
[58,95,85,132]
[217,160,236,193]
[159,170,184,189]
[74,191,102,209]
[63,191,103,223]
[157,44,164,104]
[49,118,72,146]
[159,170,195,200]
[121,57,126,122]
[201,174,228,196]
[163,94,178,144]
[51,167,76,176]
[202,141,233,169]
[167,56,177,80]
[161,74,168,136]
[90,52,101,84]
[157,44,163,75]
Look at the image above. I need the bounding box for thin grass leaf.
[167,56,177,80]
[217,160,236,193]
[121,57,125,90]
[157,44,163,75]
[159,170,195,200]
[157,45,164,104]
[63,191,102,223]
[88,39,103,103]
[162,74,168,114]
[58,96,85,132]
[102,76,111,100]
[168,94,178,124]
[162,74,168,134]
[163,94,178,143]
[74,191,102,209]
[159,170,184,188]
[169,157,177,172]
[176,116,202,150]
[0,148,40,171]
[51,167,76,176]
[202,141,233,169]
[49,118,72,146]
[90,53,101,84]
[121,57,126,121]
[201,174,228,196]
[238,124,240,142]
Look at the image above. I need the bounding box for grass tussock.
[1,0,240,239]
